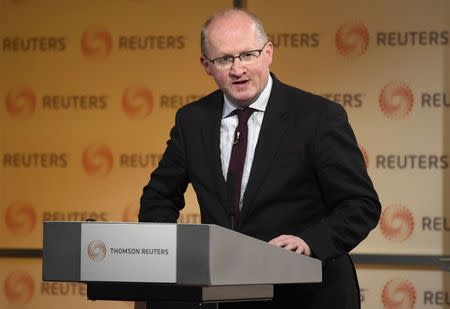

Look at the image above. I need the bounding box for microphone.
[226,172,236,230]
[233,131,240,145]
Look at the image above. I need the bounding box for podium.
[42,222,322,308]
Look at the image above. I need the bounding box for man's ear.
[264,42,274,66]
[200,56,213,76]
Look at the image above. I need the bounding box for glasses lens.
[215,56,232,67]
[240,51,259,64]
[216,61,232,70]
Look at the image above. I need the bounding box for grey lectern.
[43,222,322,309]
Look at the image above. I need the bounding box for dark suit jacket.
[139,75,381,308]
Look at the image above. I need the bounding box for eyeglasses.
[203,41,269,70]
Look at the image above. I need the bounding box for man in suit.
[139,8,381,309]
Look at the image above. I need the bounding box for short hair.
[200,8,269,55]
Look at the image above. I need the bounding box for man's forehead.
[207,19,257,44]
[206,34,259,56]
[208,11,254,30]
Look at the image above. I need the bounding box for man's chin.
[226,92,258,107]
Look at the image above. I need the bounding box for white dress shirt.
[220,75,273,210]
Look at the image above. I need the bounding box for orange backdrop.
[1,0,449,308]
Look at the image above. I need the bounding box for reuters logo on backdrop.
[122,86,153,118]
[4,201,37,236]
[379,81,414,119]
[4,271,35,304]
[379,205,414,241]
[81,26,113,60]
[87,240,107,262]
[122,203,139,222]
[382,278,416,309]
[5,86,36,118]
[82,144,114,177]
[359,145,369,168]
[335,21,369,57]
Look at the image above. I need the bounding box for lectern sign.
[80,223,177,282]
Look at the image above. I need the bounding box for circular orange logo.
[5,86,36,118]
[122,203,139,222]
[122,86,153,118]
[82,144,114,177]
[379,205,414,241]
[4,201,37,236]
[359,145,369,168]
[4,271,35,304]
[382,278,416,309]
[87,240,107,262]
[80,25,113,60]
[335,21,369,58]
[379,81,414,119]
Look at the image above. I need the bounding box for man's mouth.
[232,80,249,85]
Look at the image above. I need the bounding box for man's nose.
[230,58,246,75]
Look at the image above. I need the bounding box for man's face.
[200,13,273,107]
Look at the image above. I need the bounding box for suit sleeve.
[138,109,189,223]
[299,102,381,262]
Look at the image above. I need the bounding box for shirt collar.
[222,74,273,118]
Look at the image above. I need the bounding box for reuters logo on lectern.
[335,21,369,58]
[81,26,113,60]
[4,271,35,304]
[382,278,416,309]
[87,240,107,262]
[379,205,414,242]
[5,201,37,236]
[5,86,36,118]
[122,86,153,118]
[379,81,414,119]
[82,144,114,177]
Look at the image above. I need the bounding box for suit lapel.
[200,92,230,213]
[239,78,291,224]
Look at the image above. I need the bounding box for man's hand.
[268,235,312,256]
